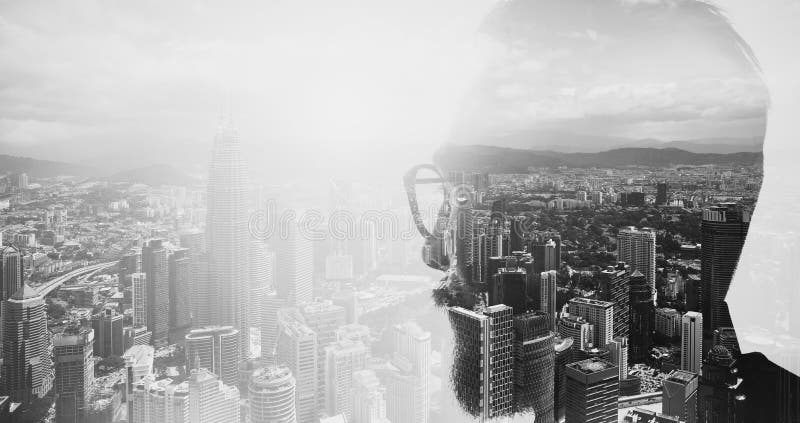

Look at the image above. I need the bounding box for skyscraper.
[553,336,574,422]
[656,182,668,206]
[662,369,698,423]
[385,322,431,423]
[299,300,346,412]
[206,118,250,352]
[262,290,286,362]
[512,311,555,422]
[564,358,619,423]
[698,346,744,423]
[131,377,189,423]
[618,227,656,298]
[1,283,53,405]
[276,317,318,423]
[92,308,124,357]
[249,365,297,423]
[169,247,192,331]
[53,325,94,423]
[568,297,614,348]
[352,369,390,423]
[0,245,23,357]
[324,339,367,420]
[701,203,750,335]
[185,326,241,387]
[598,263,630,338]
[187,368,241,423]
[532,238,560,274]
[131,272,148,328]
[681,312,703,374]
[489,267,528,315]
[540,270,558,329]
[557,314,594,351]
[628,270,654,362]
[277,221,314,307]
[448,305,514,420]
[607,336,629,383]
[142,238,169,344]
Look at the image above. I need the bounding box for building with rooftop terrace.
[564,358,619,423]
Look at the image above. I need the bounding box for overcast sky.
[0,0,768,179]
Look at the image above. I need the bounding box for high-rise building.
[489,267,528,315]
[142,239,169,344]
[448,305,514,420]
[324,339,367,420]
[712,327,740,358]
[540,270,558,329]
[185,326,240,387]
[618,227,656,299]
[701,204,749,335]
[130,377,189,423]
[123,325,152,350]
[512,311,555,422]
[169,247,192,331]
[352,370,389,423]
[131,272,148,328]
[276,317,317,423]
[553,336,574,422]
[276,221,314,306]
[119,250,140,285]
[261,290,286,362]
[187,368,241,423]
[249,365,296,423]
[53,325,94,423]
[206,118,250,352]
[681,312,703,374]
[1,283,53,405]
[568,297,614,348]
[192,258,212,328]
[0,245,23,357]
[92,308,124,357]
[656,182,668,206]
[608,336,629,384]
[662,369,698,423]
[557,314,594,351]
[564,358,619,423]
[656,308,682,338]
[385,322,431,423]
[532,238,560,274]
[628,270,654,362]
[299,300,346,412]
[597,263,630,338]
[698,346,746,423]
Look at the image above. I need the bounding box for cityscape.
[2,0,800,422]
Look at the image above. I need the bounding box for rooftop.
[568,358,616,374]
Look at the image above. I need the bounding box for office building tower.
[131,272,148,328]
[206,118,250,352]
[557,314,594,351]
[276,221,313,306]
[142,238,169,344]
[249,365,296,423]
[92,308,124,357]
[238,357,264,397]
[250,241,275,290]
[262,290,286,362]
[663,370,698,423]
[618,227,656,299]
[698,346,745,423]
[0,245,23,357]
[53,325,94,423]
[564,358,619,423]
[656,183,668,206]
[713,327,740,358]
[453,193,475,283]
[180,228,206,255]
[554,336,574,422]
[608,336,629,383]
[1,283,53,405]
[448,305,514,419]
[192,258,213,328]
[701,203,750,335]
[119,250,140,284]
[337,324,371,352]
[299,300,346,411]
[276,318,318,423]
[169,247,192,330]
[185,326,240,387]
[188,368,240,423]
[385,322,431,423]
[569,297,614,348]
[489,267,528,314]
[331,287,358,324]
[513,311,555,422]
[124,325,152,350]
[656,308,682,338]
[681,312,703,373]
[352,370,389,423]
[685,274,701,312]
[532,238,560,273]
[131,377,189,423]
[540,270,558,329]
[598,263,630,338]
[629,270,655,362]
[324,340,367,420]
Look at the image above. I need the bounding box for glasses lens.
[405,164,449,239]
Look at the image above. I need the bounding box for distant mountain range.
[0,154,96,178]
[465,130,764,154]
[108,164,198,186]
[434,145,762,172]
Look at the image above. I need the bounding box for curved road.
[33,261,117,296]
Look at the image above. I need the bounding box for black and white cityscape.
[1,1,800,423]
